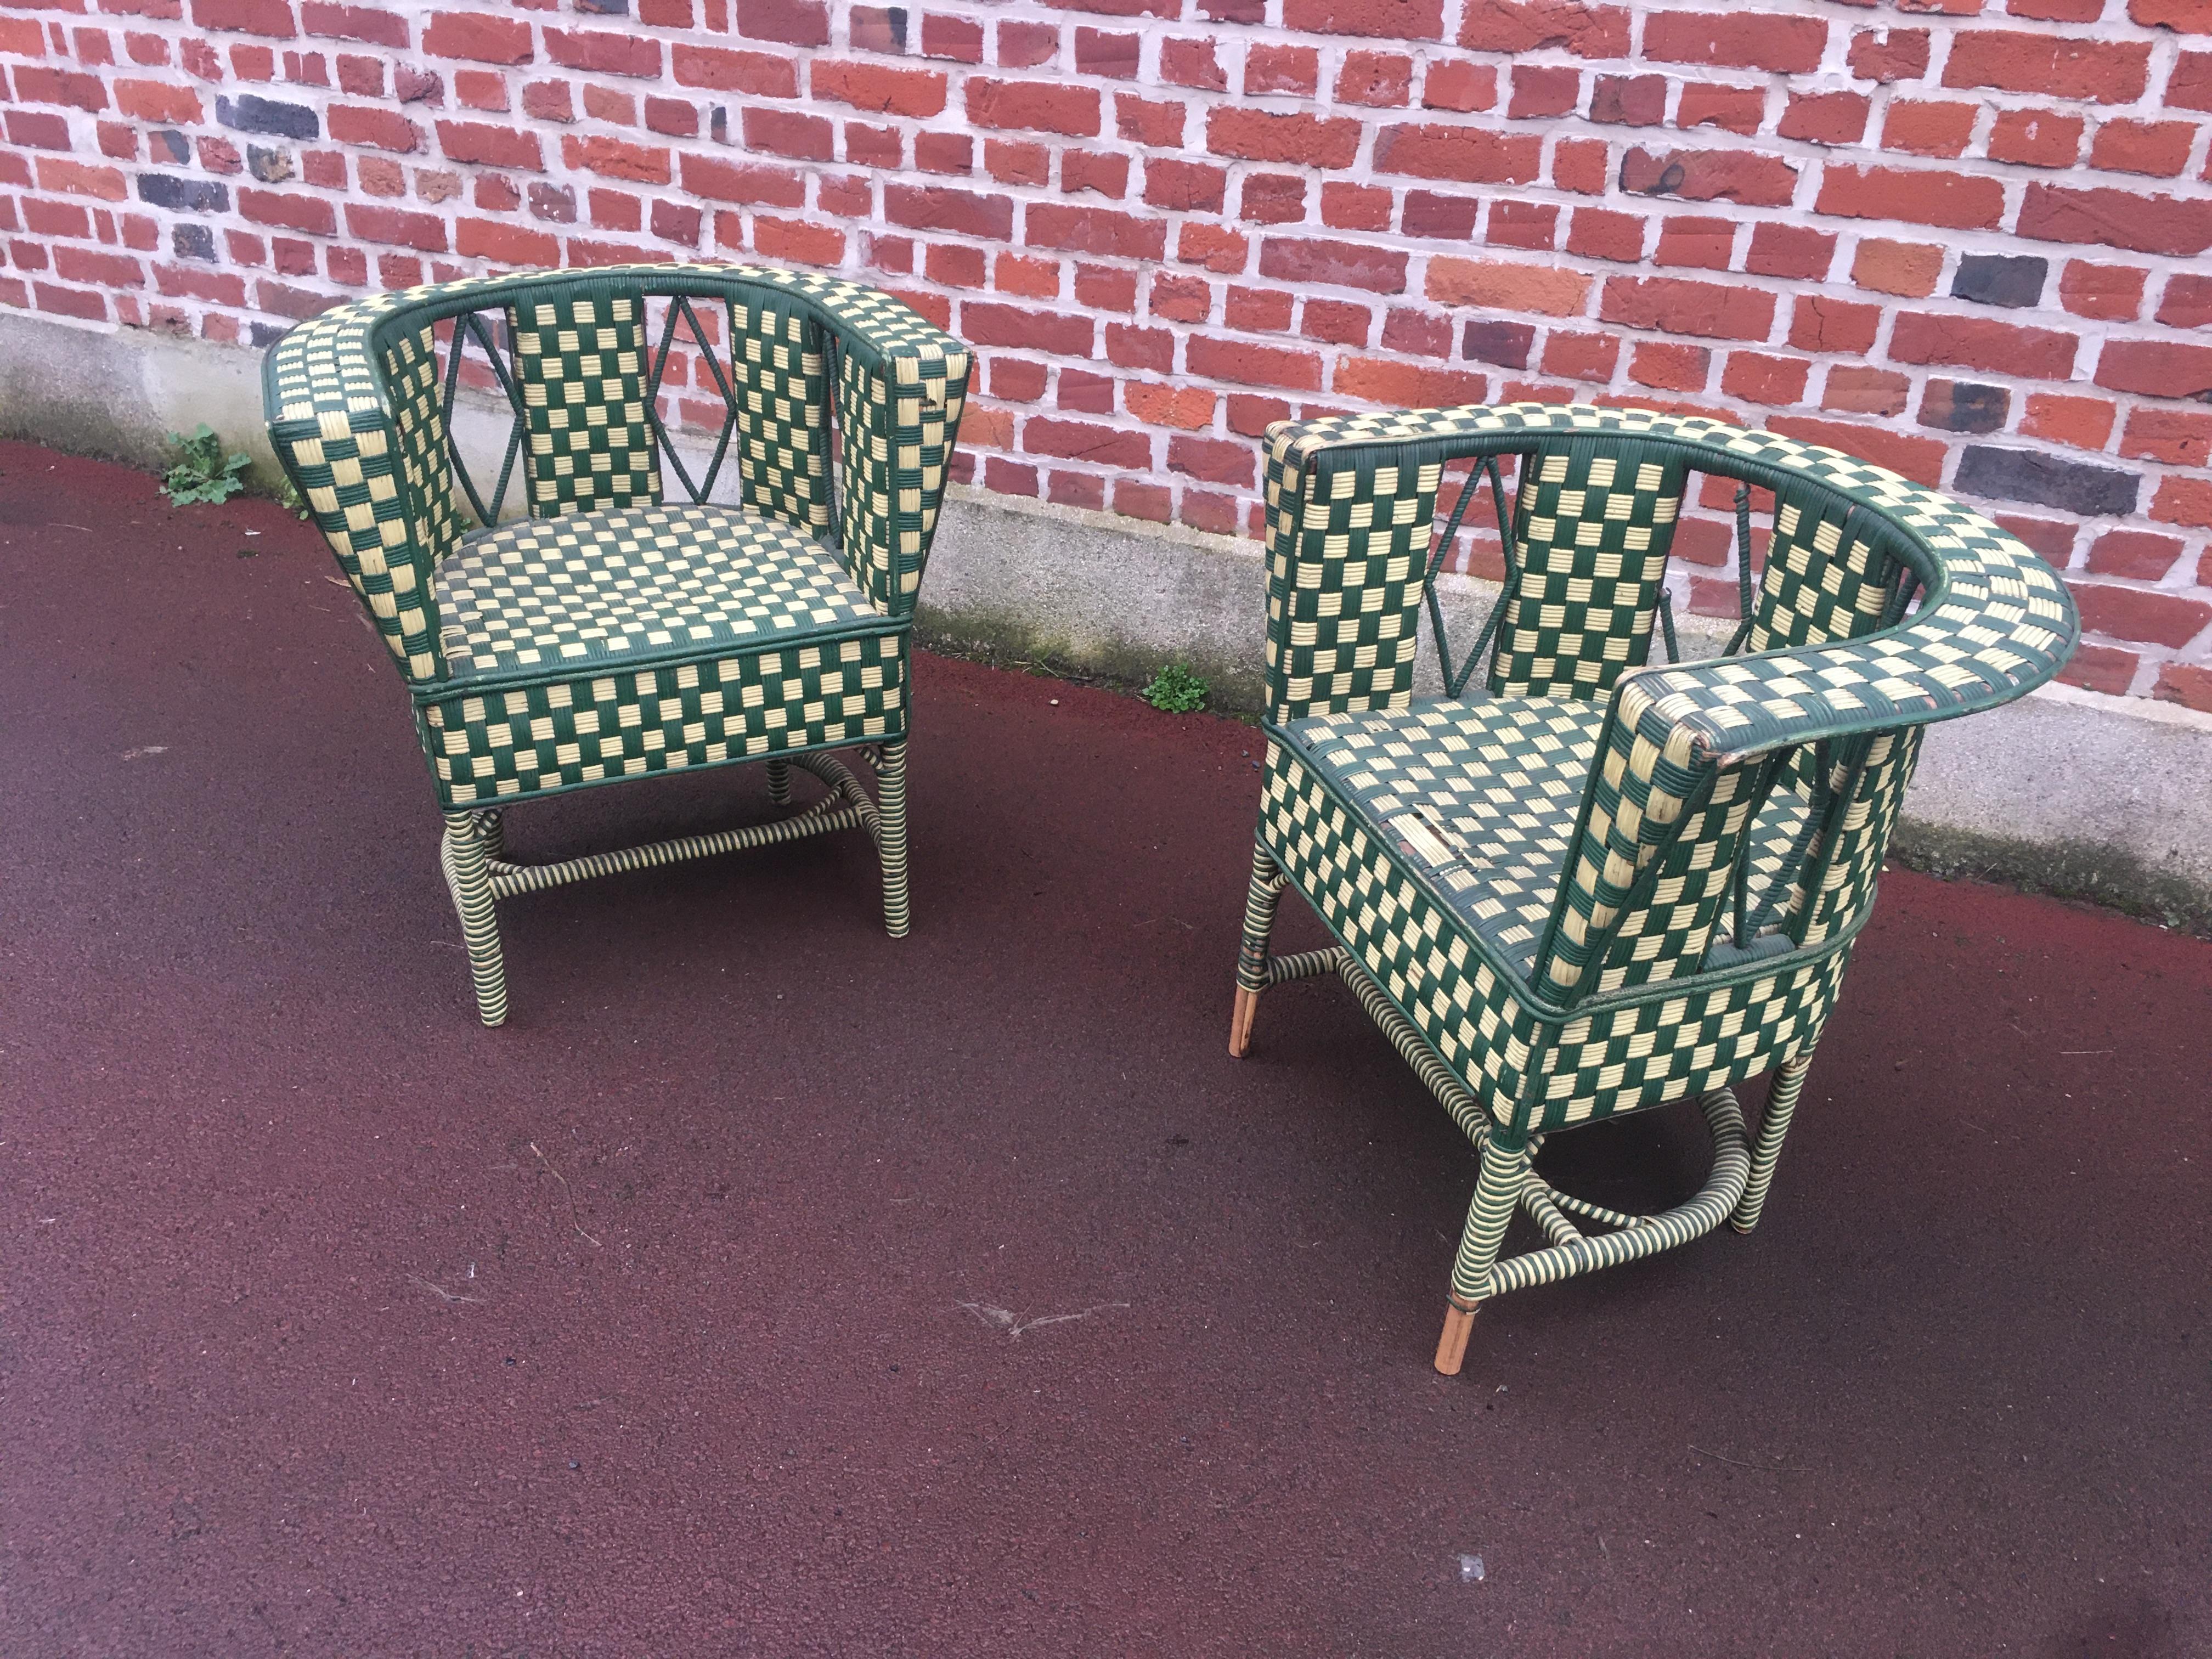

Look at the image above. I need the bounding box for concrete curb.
[6,305,2207,928]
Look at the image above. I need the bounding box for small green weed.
[1141,662,1209,714]
[273,473,311,520]
[161,424,252,506]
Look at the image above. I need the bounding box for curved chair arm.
[770,270,970,618]
[1528,555,2072,1003]
[264,263,971,682]
[1259,402,2075,731]
[266,298,444,680]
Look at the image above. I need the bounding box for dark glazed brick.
[1919,380,2008,434]
[1589,74,1665,126]
[250,321,288,347]
[216,94,321,140]
[1462,319,1535,368]
[1951,253,2046,309]
[1401,191,1479,238]
[139,174,230,213]
[154,129,190,165]
[528,182,578,223]
[852,7,909,50]
[578,0,630,10]
[247,145,295,183]
[1955,446,2136,516]
[171,223,218,262]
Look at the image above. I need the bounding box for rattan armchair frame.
[1224,404,2078,1373]
[264,263,970,1024]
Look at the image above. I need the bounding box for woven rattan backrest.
[1488,437,1689,702]
[506,278,660,517]
[1261,444,1444,723]
[1528,697,1927,1001]
[376,318,471,573]
[1743,487,1907,656]
[1779,724,1925,947]
[728,294,832,543]
[267,263,974,686]
[1530,671,1731,998]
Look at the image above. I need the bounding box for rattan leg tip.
[1434,1299,1477,1375]
[1229,985,1260,1058]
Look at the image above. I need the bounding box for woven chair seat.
[1282,696,1814,984]
[437,501,880,681]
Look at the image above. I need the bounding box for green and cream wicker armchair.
[263,264,969,1024]
[1225,405,2077,1374]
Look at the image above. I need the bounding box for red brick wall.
[3,0,2210,708]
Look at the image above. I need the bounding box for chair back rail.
[1262,404,2078,1013]
[264,263,971,685]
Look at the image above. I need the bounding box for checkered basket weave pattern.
[261,264,972,1025]
[507,280,662,517]
[1489,439,1688,699]
[729,296,832,542]
[1232,402,2078,1372]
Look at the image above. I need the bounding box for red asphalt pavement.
[3,441,2208,1657]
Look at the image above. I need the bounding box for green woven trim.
[507,280,661,517]
[1262,403,2078,763]
[416,630,907,809]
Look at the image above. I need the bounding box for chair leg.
[765,758,792,808]
[1436,1130,1533,1376]
[1228,843,1285,1058]
[876,738,910,938]
[1730,1051,1813,1234]
[473,808,505,861]
[441,811,509,1028]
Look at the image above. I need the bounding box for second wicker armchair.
[1226,404,2078,1374]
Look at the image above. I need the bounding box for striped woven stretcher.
[1224,403,2078,1374]
[263,264,970,1025]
